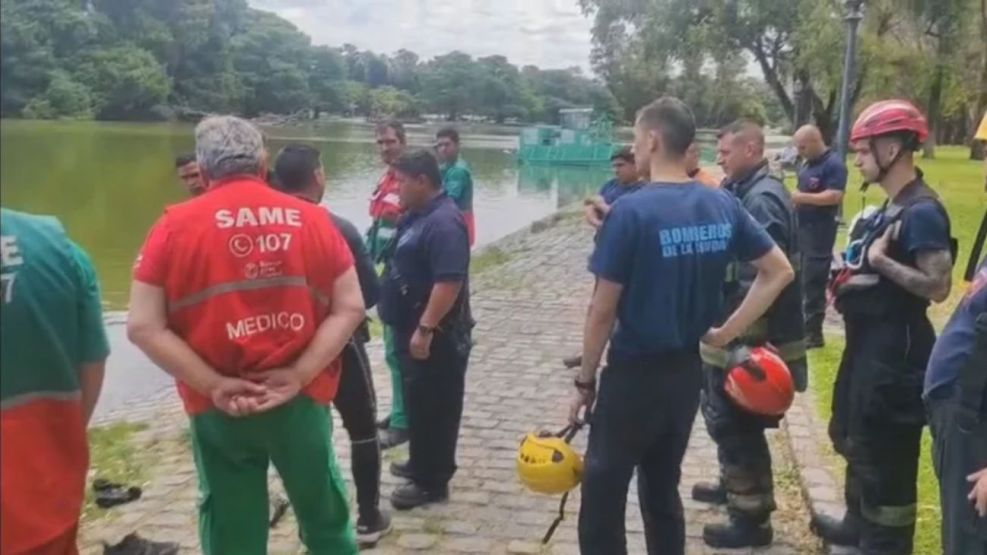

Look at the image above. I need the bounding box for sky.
[248,0,596,74]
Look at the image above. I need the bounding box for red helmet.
[850,99,928,144]
[724,346,794,417]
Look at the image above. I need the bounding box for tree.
[420,52,480,120]
[370,86,419,119]
[72,46,170,120]
[23,70,94,119]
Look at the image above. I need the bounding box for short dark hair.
[610,146,634,163]
[175,154,196,168]
[636,97,696,157]
[717,119,765,152]
[375,119,406,144]
[273,144,321,193]
[392,149,442,189]
[436,127,460,144]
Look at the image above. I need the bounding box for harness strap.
[540,419,586,544]
[965,209,987,282]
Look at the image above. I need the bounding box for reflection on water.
[0,120,613,308]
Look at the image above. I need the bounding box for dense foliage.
[0,0,620,124]
[579,0,987,155]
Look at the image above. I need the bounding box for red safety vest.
[133,176,354,415]
[369,169,403,223]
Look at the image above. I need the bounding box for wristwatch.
[417,323,437,335]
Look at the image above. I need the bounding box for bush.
[23,71,94,119]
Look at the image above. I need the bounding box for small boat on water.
[517,108,618,166]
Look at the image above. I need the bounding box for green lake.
[0,119,613,309]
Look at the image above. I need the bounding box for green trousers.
[190,396,357,555]
[382,324,407,430]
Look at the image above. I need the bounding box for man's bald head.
[794,124,827,161]
[716,119,766,180]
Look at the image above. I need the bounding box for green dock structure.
[517,108,618,166]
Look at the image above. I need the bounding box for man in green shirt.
[436,127,476,246]
[1,208,109,554]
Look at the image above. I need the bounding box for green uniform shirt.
[0,208,109,406]
[441,158,474,212]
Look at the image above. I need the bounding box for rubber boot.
[810,512,861,547]
[692,480,727,505]
[703,519,773,548]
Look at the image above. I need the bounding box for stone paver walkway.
[80,211,823,554]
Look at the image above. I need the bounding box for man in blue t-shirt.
[570,96,795,555]
[923,125,987,554]
[377,149,472,512]
[583,147,642,229]
[792,125,848,348]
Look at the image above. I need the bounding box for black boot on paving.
[691,481,728,505]
[103,533,180,555]
[391,483,449,510]
[810,512,861,547]
[380,427,408,450]
[703,520,773,548]
[390,460,412,479]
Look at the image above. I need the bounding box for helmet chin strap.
[863,134,918,191]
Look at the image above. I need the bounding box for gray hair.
[194,116,266,180]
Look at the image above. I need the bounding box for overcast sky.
[248,0,596,74]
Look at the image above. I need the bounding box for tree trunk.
[923,62,943,159]
[748,43,795,126]
[971,0,987,160]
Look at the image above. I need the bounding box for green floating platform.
[518,108,618,166]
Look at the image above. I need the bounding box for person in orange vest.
[127,116,365,555]
[369,120,411,450]
[1,209,109,555]
[686,142,721,188]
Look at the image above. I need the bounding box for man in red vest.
[127,116,365,555]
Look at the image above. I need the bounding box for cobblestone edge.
[782,387,859,555]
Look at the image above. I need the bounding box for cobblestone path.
[80,211,823,554]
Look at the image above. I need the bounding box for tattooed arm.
[868,226,952,302]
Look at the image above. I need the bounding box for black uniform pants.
[578,352,702,555]
[798,219,838,336]
[700,363,778,526]
[928,393,987,555]
[830,315,934,554]
[395,328,470,490]
[333,340,381,521]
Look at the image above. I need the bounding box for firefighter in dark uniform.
[923,114,987,555]
[693,120,807,548]
[813,100,955,554]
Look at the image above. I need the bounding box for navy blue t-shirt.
[925,259,987,398]
[599,178,642,205]
[378,193,470,332]
[895,198,952,263]
[797,149,847,225]
[590,182,775,359]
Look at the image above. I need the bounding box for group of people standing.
[2,116,475,555]
[572,98,986,555]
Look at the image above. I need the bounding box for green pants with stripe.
[190,396,357,555]
[383,324,407,430]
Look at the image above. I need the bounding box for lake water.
[0,119,613,309]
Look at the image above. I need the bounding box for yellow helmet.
[517,431,584,495]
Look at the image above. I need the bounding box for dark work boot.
[391,483,449,510]
[810,512,861,547]
[380,427,408,450]
[691,480,727,505]
[390,460,412,479]
[703,520,773,548]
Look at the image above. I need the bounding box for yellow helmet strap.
[540,419,587,544]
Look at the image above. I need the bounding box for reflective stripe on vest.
[168,276,329,313]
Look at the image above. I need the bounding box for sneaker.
[691,481,727,505]
[356,510,393,547]
[380,427,409,450]
[391,483,449,511]
[703,520,773,548]
[103,533,180,555]
[390,460,413,479]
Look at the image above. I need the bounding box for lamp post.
[835,0,864,158]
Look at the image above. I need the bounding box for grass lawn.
[804,146,982,554]
[84,421,149,520]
